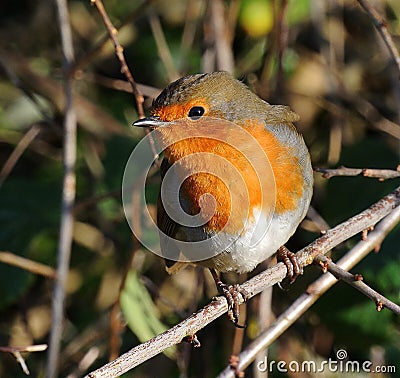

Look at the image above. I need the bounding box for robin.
[133,71,313,325]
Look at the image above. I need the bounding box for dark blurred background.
[0,0,399,377]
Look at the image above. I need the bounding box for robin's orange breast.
[154,117,305,236]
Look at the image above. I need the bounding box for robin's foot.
[183,334,201,348]
[277,245,303,285]
[229,355,244,377]
[210,269,248,327]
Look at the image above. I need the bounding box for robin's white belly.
[174,206,302,273]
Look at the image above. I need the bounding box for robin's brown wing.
[157,158,185,272]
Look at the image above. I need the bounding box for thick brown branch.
[85,185,400,378]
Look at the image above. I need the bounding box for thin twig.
[91,0,160,165]
[303,205,331,233]
[351,96,400,139]
[253,284,272,378]
[14,351,30,375]
[289,90,400,140]
[210,0,235,73]
[0,57,54,123]
[356,0,400,75]
[226,0,241,44]
[325,0,345,165]
[0,125,41,187]
[0,344,47,376]
[0,49,127,136]
[47,0,77,377]
[72,1,153,74]
[273,0,289,100]
[90,0,145,118]
[73,189,121,214]
[85,185,400,378]
[315,165,400,180]
[0,251,56,278]
[0,344,48,353]
[148,11,180,81]
[314,254,400,314]
[180,0,203,72]
[79,72,161,99]
[217,204,400,378]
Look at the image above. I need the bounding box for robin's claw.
[277,245,303,287]
[217,282,248,327]
[210,269,248,327]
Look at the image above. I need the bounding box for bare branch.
[14,352,30,375]
[90,0,145,118]
[148,11,180,82]
[217,204,400,378]
[314,254,400,315]
[210,0,235,73]
[315,165,400,180]
[47,0,77,376]
[0,251,56,278]
[356,0,400,75]
[72,1,152,74]
[91,0,160,166]
[0,344,47,376]
[79,72,161,99]
[85,185,400,378]
[0,125,41,187]
[0,344,48,353]
[0,50,127,136]
[0,57,54,123]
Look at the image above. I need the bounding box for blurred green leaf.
[120,269,176,360]
[287,0,310,25]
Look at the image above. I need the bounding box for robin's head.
[151,71,264,122]
[134,72,298,129]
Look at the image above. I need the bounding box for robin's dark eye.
[188,106,205,120]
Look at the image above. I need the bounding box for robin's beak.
[132,116,168,129]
